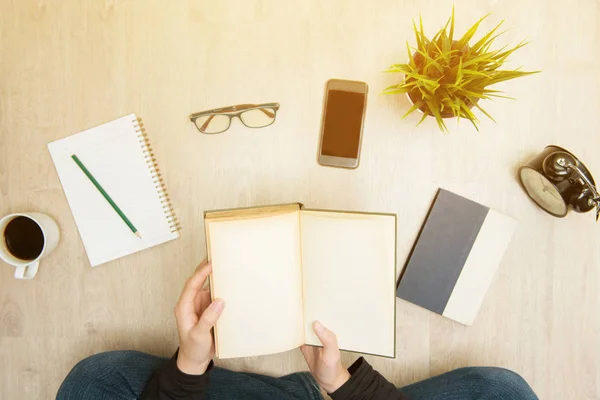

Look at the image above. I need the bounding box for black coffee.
[4,216,45,261]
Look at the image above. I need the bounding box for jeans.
[57,351,538,400]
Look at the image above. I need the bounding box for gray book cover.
[397,189,517,325]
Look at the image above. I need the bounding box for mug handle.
[14,261,39,280]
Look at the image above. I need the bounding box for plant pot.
[406,89,478,119]
[406,90,448,118]
[405,47,477,119]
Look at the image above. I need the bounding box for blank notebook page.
[48,114,179,266]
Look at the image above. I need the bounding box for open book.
[204,204,396,359]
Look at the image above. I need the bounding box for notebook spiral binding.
[133,117,181,233]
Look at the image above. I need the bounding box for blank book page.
[300,211,396,357]
[207,211,305,359]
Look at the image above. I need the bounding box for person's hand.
[301,321,351,393]
[174,260,225,375]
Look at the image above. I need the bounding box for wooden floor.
[1,1,599,399]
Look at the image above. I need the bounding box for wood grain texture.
[1,0,599,398]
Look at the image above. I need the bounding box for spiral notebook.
[48,114,180,267]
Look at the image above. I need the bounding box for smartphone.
[317,79,368,169]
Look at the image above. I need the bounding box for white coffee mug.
[0,212,60,280]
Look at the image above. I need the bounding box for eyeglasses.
[189,103,280,134]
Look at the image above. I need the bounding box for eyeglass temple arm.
[199,106,276,132]
[200,115,215,132]
[194,104,275,118]
[222,104,276,118]
[196,105,276,132]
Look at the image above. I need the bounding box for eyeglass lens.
[194,114,231,134]
[239,108,276,128]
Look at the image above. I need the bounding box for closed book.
[397,189,517,325]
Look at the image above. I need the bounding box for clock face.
[520,167,567,216]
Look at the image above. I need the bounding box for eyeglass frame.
[189,102,280,134]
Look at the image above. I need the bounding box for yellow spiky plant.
[383,8,539,132]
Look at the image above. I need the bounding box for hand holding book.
[172,258,352,395]
[301,321,352,393]
[174,260,225,375]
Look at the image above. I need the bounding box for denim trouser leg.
[57,351,538,400]
[57,351,167,399]
[398,366,539,400]
[56,350,322,400]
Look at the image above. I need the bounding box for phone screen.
[321,89,365,158]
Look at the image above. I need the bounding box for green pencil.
[71,154,142,238]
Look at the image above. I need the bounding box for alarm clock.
[519,145,599,219]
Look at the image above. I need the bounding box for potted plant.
[383,8,539,132]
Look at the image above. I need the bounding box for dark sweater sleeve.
[140,350,212,400]
[330,357,408,400]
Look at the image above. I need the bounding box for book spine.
[133,116,181,234]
